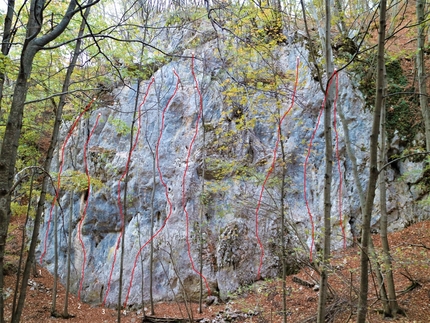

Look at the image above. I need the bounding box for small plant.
[108,116,132,136]
[60,170,104,193]
[11,202,36,219]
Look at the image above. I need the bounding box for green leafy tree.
[0,1,100,322]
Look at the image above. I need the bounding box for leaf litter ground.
[4,216,430,323]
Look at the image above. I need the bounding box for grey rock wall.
[37,29,429,307]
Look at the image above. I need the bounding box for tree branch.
[409,243,430,250]
[24,88,100,105]
[10,166,55,194]
[379,151,430,173]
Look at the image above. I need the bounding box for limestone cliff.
[37,15,429,307]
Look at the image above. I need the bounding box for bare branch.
[379,151,430,173]
[24,88,100,105]
[409,243,430,250]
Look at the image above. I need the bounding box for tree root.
[398,271,422,295]
[50,311,75,319]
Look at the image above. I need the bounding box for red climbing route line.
[40,97,96,264]
[255,57,300,280]
[77,112,101,300]
[123,72,180,307]
[303,71,338,261]
[181,53,211,295]
[332,72,346,248]
[103,78,155,306]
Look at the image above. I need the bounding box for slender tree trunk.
[280,136,288,323]
[317,0,334,321]
[337,73,391,314]
[63,191,74,317]
[299,1,335,320]
[379,64,400,316]
[166,243,193,322]
[149,151,156,315]
[118,169,127,322]
[316,85,334,323]
[133,77,143,314]
[11,169,46,323]
[136,212,146,319]
[198,200,204,314]
[338,57,391,316]
[51,203,59,314]
[118,75,142,322]
[417,0,430,152]
[374,64,391,316]
[59,1,93,316]
[0,0,15,115]
[11,166,35,320]
[51,144,60,316]
[356,1,387,322]
[148,80,164,316]
[198,117,206,314]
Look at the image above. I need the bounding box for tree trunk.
[0,0,15,115]
[63,191,74,317]
[198,117,206,314]
[317,1,334,321]
[137,212,146,319]
[148,84,162,315]
[51,135,60,317]
[280,135,288,323]
[379,64,401,316]
[375,64,391,316]
[58,2,92,314]
[118,71,145,320]
[149,151,156,315]
[356,1,387,322]
[0,1,97,322]
[299,1,335,320]
[416,0,430,152]
[337,70,391,316]
[51,203,59,314]
[11,166,35,320]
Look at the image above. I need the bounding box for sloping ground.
[4,218,430,322]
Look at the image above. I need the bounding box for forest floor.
[3,218,430,323]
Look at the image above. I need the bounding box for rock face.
[37,20,429,307]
